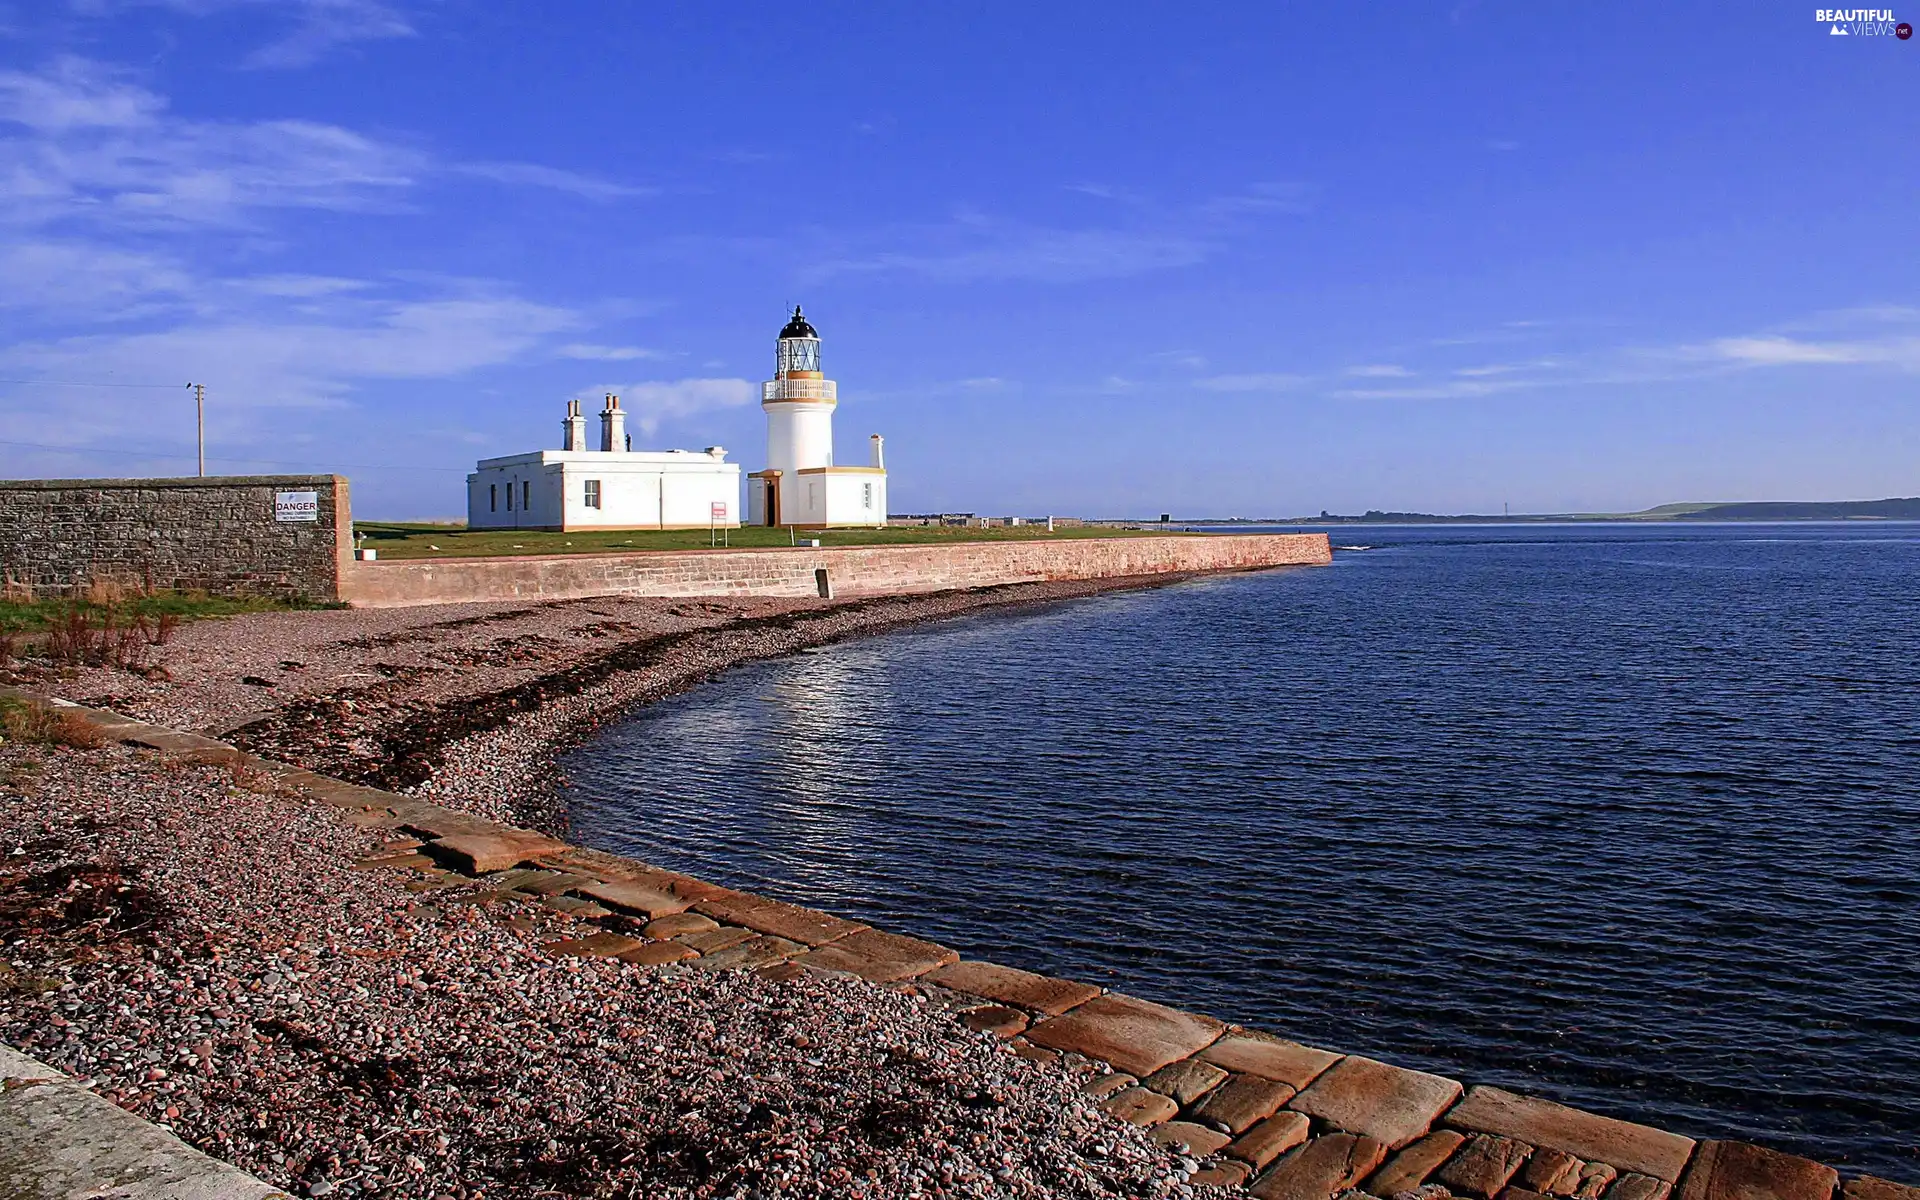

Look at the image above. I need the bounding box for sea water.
[563,523,1920,1177]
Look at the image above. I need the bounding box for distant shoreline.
[1178,514,1920,526]
[1146,496,1920,525]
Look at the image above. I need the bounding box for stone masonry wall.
[0,475,352,600]
[338,533,1334,607]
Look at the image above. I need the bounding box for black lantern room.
[776,305,822,376]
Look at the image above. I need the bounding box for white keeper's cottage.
[466,396,740,531]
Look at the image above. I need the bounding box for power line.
[0,437,469,473]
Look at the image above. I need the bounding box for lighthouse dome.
[779,306,818,340]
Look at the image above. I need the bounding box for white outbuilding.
[747,307,887,529]
[466,395,740,531]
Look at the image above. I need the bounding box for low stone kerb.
[1024,993,1224,1077]
[1446,1086,1696,1183]
[1288,1054,1463,1149]
[1677,1142,1839,1200]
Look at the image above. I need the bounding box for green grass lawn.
[352,521,1176,560]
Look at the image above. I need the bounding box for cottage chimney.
[869,433,885,469]
[600,393,626,453]
[562,399,587,451]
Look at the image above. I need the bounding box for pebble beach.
[3,574,1229,1197]
[0,739,1220,1199]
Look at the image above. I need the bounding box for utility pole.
[187,383,205,476]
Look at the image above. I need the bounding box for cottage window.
[506,481,513,511]
[522,481,531,511]
[862,482,873,509]
[584,479,602,509]
[490,483,497,512]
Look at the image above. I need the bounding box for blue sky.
[1,1,1915,519]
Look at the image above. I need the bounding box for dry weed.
[0,700,108,749]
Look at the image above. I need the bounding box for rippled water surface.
[562,524,1920,1178]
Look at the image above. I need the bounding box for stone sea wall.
[20,689,1907,1200]
[339,533,1334,607]
[0,475,352,600]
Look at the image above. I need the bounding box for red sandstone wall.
[337,533,1333,608]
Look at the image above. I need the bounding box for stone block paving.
[26,688,1900,1200]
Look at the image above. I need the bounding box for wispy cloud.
[243,0,415,68]
[557,344,667,362]
[807,182,1315,285]
[571,379,755,439]
[1194,372,1307,393]
[453,161,657,202]
[1327,308,1920,401]
[1346,364,1412,378]
[0,58,648,233]
[813,225,1212,285]
[1709,334,1920,369]
[72,0,417,69]
[1693,306,1920,372]
[0,57,421,230]
[1337,379,1534,400]
[6,283,578,409]
[1453,358,1561,377]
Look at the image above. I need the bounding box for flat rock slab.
[1611,1174,1673,1200]
[538,896,610,919]
[1025,992,1224,1077]
[645,912,718,937]
[1194,1160,1254,1188]
[961,1005,1029,1038]
[1082,1073,1138,1100]
[1229,1112,1314,1170]
[1677,1142,1839,1200]
[795,929,958,982]
[693,893,868,946]
[617,941,699,966]
[1290,1055,1463,1149]
[1250,1132,1388,1200]
[1143,1057,1230,1105]
[691,935,807,972]
[397,810,506,840]
[677,926,756,954]
[1578,1164,1621,1199]
[1369,1130,1468,1196]
[430,832,571,874]
[514,872,595,897]
[1200,1031,1343,1088]
[1524,1148,1585,1195]
[1192,1075,1297,1134]
[1447,1088,1696,1183]
[1438,1134,1535,1199]
[922,960,1102,1016]
[1846,1180,1920,1200]
[1101,1087,1179,1127]
[542,932,644,958]
[577,878,694,918]
[0,1043,289,1200]
[1152,1121,1233,1157]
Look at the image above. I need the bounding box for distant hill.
[1667,498,1920,521]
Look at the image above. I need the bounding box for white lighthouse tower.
[747,306,887,528]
